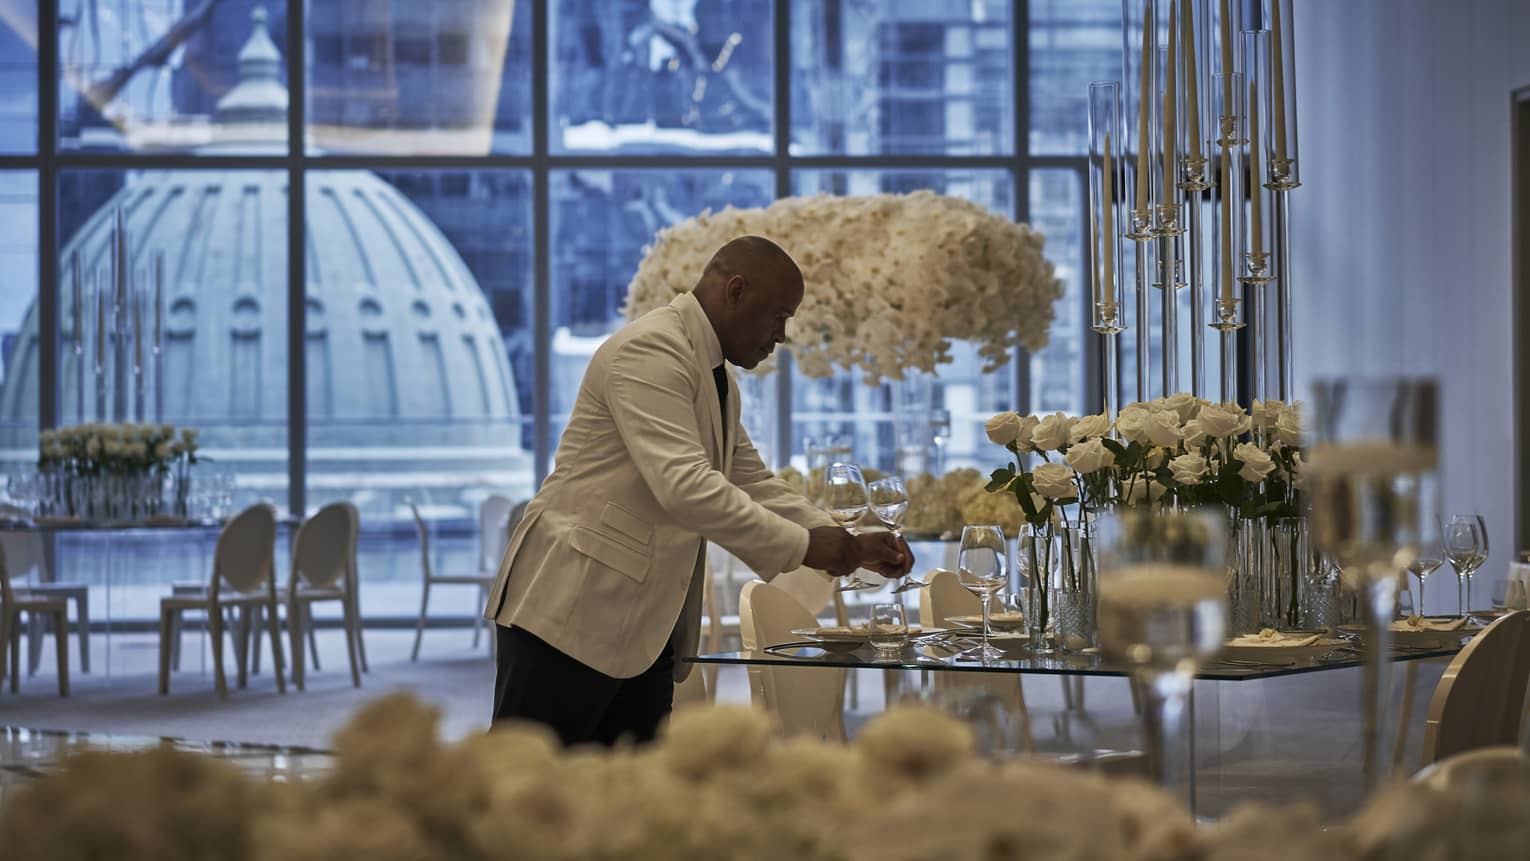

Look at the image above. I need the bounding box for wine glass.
[956,525,1008,662]
[1307,376,1438,791]
[824,462,874,592]
[870,476,922,594]
[1406,532,1444,618]
[1442,514,1488,615]
[1095,507,1228,802]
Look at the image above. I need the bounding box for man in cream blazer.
[485,236,911,746]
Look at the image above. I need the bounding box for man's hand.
[803,526,861,577]
[855,532,914,579]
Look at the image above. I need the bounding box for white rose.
[1064,438,1115,474]
[159,423,174,438]
[985,411,1023,445]
[1251,399,1285,428]
[1181,418,1208,449]
[1169,453,1209,486]
[154,441,173,460]
[1275,409,1303,448]
[1030,412,1073,452]
[1068,413,1111,443]
[1144,411,1183,447]
[1115,407,1153,445]
[40,429,57,446]
[1197,404,1245,438]
[86,437,101,457]
[131,441,149,459]
[1011,414,1041,453]
[1031,463,1078,499]
[1233,442,1277,482]
[1159,392,1204,424]
[1124,478,1168,504]
[1290,451,1307,489]
[1144,446,1168,469]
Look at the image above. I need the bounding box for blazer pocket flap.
[600,503,653,546]
[569,527,650,582]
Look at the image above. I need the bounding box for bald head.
[693,236,804,369]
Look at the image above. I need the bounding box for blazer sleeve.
[605,331,809,576]
[728,422,839,543]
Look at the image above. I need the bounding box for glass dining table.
[1,516,299,677]
[685,636,1466,819]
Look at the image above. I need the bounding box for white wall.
[1292,0,1529,609]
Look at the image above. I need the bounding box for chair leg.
[209,606,228,700]
[306,605,320,671]
[349,588,369,673]
[8,621,18,693]
[343,599,361,689]
[290,599,305,692]
[53,611,68,697]
[169,609,183,672]
[250,604,264,676]
[158,607,173,695]
[234,607,250,690]
[410,582,431,662]
[0,610,9,688]
[27,612,43,676]
[265,595,286,695]
[472,585,485,650]
[75,594,90,674]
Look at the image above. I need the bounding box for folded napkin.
[1228,628,1322,647]
[1393,615,1468,632]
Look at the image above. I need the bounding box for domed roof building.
[1,9,528,517]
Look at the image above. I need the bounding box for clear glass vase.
[1229,516,1267,634]
[1017,524,1055,654]
[1053,519,1099,652]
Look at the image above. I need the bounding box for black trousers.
[491,625,674,747]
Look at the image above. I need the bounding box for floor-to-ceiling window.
[2,0,1123,621]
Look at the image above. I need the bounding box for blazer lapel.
[697,362,725,469]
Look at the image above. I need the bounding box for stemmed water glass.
[869,476,924,594]
[1095,507,1228,803]
[956,525,1008,662]
[1307,377,1438,792]
[1442,514,1488,615]
[929,410,951,475]
[1406,532,1444,618]
[824,463,874,592]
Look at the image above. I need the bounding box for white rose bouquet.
[622,191,1066,385]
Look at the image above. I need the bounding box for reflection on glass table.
[686,639,1465,682]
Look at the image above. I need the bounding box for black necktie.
[712,364,728,447]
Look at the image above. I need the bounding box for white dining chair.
[157,504,285,699]
[919,568,1030,721]
[1420,610,1530,766]
[0,505,90,676]
[287,502,363,691]
[0,542,69,696]
[739,579,847,741]
[409,500,506,660]
[474,494,517,651]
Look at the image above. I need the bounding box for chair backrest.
[920,568,980,628]
[0,504,46,583]
[478,494,516,572]
[292,503,354,590]
[1413,745,1525,789]
[739,579,846,741]
[214,504,277,596]
[769,566,835,619]
[0,540,15,608]
[1422,610,1530,764]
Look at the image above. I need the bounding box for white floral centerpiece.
[622,191,1065,384]
[36,422,202,521]
[5,692,1527,860]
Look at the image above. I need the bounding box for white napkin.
[1392,616,1468,632]
[1228,628,1322,647]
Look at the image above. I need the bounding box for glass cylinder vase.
[1053,519,1100,653]
[1229,515,1266,635]
[1016,524,1056,655]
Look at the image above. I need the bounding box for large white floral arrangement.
[4,694,1526,861]
[38,422,201,476]
[622,191,1065,384]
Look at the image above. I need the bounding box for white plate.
[944,613,1027,631]
[1338,623,1481,649]
[788,625,941,646]
[1220,637,1349,661]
